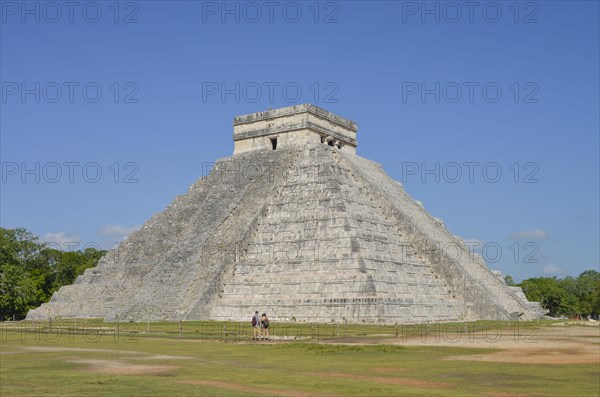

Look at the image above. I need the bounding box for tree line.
[0,227,598,320]
[0,227,105,320]
[505,271,600,318]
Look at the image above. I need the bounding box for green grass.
[1,320,598,396]
[2,318,564,341]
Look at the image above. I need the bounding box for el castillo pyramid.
[27,104,544,323]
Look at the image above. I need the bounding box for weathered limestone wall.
[211,145,465,323]
[233,104,357,155]
[233,129,322,154]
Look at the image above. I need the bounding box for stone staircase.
[210,145,465,323]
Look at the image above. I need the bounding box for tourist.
[260,313,270,340]
[252,311,261,340]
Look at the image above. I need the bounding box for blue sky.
[1,0,598,281]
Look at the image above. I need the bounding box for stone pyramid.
[27,105,544,323]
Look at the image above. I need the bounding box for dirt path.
[68,358,179,375]
[396,324,600,364]
[178,380,343,397]
[306,371,451,389]
[18,346,193,360]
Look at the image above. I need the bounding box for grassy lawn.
[1,320,598,396]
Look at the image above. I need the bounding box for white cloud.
[97,224,141,241]
[42,232,81,250]
[542,264,563,276]
[510,228,549,240]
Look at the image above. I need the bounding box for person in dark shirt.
[260,313,270,340]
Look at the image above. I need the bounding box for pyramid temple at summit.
[27,104,545,323]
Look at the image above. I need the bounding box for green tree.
[520,277,570,316]
[0,227,106,320]
[520,270,600,318]
[0,228,48,319]
[53,248,102,288]
[0,264,38,320]
[573,270,600,316]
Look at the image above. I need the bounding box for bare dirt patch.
[373,324,600,365]
[369,367,409,373]
[484,392,542,397]
[444,347,598,364]
[68,358,179,376]
[0,350,21,355]
[307,372,451,389]
[19,346,192,360]
[17,346,190,375]
[179,380,341,397]
[436,326,600,365]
